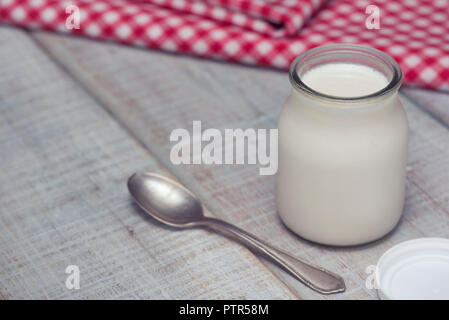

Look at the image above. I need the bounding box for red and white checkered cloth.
[1,0,448,90]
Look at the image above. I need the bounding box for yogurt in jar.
[301,63,389,98]
[276,44,408,246]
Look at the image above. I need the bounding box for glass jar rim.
[289,44,403,103]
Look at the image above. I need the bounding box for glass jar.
[276,44,408,246]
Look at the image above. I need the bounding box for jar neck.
[290,86,399,114]
[288,88,400,125]
[289,44,402,105]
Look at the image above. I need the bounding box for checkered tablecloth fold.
[1,0,448,90]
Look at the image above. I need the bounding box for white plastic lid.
[376,238,449,300]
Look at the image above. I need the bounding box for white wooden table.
[0,26,448,300]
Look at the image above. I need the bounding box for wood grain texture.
[402,87,449,127]
[0,27,295,300]
[31,31,449,299]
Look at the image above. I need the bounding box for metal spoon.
[127,172,345,294]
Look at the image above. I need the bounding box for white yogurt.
[301,63,389,98]
[276,45,408,246]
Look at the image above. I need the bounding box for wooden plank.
[0,27,294,299]
[402,87,449,127]
[32,31,449,300]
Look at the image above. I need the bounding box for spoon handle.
[201,217,345,295]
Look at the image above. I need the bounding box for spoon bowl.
[128,172,204,227]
